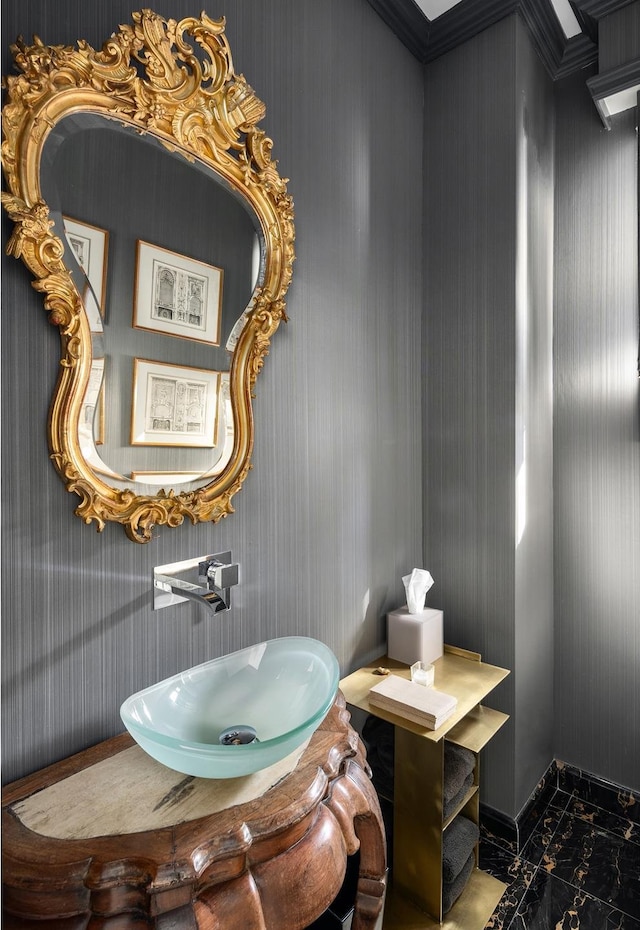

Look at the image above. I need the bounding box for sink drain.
[218,725,259,746]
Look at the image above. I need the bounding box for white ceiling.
[414,0,583,37]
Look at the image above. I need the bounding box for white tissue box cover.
[387,607,444,666]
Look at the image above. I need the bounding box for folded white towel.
[369,675,457,729]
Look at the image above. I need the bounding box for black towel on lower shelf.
[442,815,480,883]
[443,771,474,821]
[362,715,395,798]
[363,715,394,770]
[443,742,475,803]
[442,850,475,915]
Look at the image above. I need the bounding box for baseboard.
[555,760,640,823]
[481,759,640,853]
[479,803,518,850]
[480,759,559,851]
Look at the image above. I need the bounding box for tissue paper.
[402,568,434,614]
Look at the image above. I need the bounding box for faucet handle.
[198,552,239,591]
[207,560,239,590]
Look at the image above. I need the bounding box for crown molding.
[586,57,640,126]
[366,0,433,60]
[367,0,598,77]
[425,0,519,60]
[517,0,598,77]
[572,0,637,19]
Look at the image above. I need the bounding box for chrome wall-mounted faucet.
[153,552,240,615]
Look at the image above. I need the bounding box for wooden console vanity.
[2,693,386,929]
[3,648,509,930]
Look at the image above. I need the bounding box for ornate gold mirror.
[1,10,295,542]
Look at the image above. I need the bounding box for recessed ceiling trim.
[414,0,464,16]
[551,0,583,37]
[586,58,640,126]
[518,0,598,77]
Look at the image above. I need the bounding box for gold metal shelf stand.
[340,645,510,929]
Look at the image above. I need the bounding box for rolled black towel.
[363,715,394,770]
[442,850,475,915]
[443,742,475,803]
[443,771,474,821]
[362,715,395,797]
[442,815,480,883]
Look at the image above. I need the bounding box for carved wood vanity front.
[2,693,386,929]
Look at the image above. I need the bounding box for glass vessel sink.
[120,636,339,778]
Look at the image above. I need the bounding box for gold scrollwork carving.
[1,10,295,542]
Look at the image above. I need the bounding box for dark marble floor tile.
[481,839,536,886]
[508,870,640,930]
[541,811,640,919]
[481,786,571,861]
[566,796,640,848]
[517,777,562,850]
[547,788,573,812]
[481,842,536,929]
[482,768,640,930]
[481,821,519,856]
[519,804,566,868]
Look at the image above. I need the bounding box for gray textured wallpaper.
[1,0,424,783]
[422,15,556,817]
[2,0,638,818]
[554,74,640,793]
[423,15,639,814]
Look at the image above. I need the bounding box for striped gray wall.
[1,0,424,783]
[423,14,639,816]
[513,17,556,812]
[3,0,638,814]
[553,72,640,792]
[423,16,556,817]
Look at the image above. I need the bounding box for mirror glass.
[1,10,295,541]
[41,114,261,493]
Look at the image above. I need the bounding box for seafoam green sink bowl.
[120,636,339,779]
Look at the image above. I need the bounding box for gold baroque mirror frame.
[1,10,295,542]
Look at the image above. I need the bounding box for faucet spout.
[178,586,228,613]
[156,574,228,614]
[153,552,240,615]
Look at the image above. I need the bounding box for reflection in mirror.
[42,114,260,492]
[1,11,295,541]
